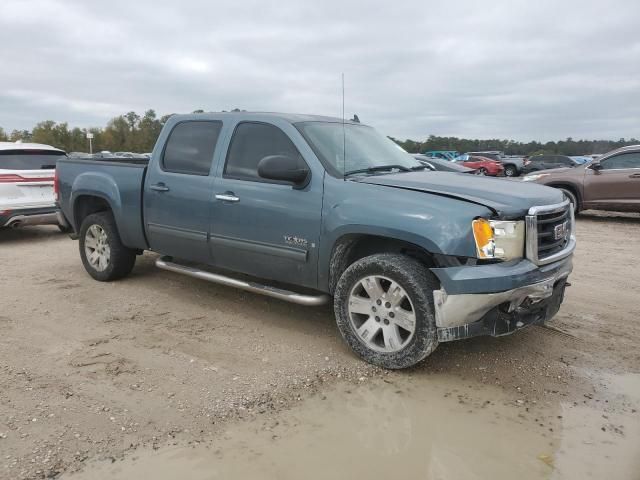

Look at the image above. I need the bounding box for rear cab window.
[0,150,66,170]
[162,121,222,175]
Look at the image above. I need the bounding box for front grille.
[525,201,574,265]
[536,207,571,258]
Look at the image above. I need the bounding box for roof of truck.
[170,111,363,125]
[0,141,65,153]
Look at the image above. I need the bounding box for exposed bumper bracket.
[433,259,572,330]
[436,278,568,342]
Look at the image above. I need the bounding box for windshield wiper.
[345,165,412,176]
[410,164,430,171]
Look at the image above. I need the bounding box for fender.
[70,172,146,249]
[317,178,493,292]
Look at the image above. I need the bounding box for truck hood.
[355,171,564,218]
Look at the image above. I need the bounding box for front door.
[209,121,323,289]
[583,151,640,210]
[144,120,223,262]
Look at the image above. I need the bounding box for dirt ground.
[1,210,639,479]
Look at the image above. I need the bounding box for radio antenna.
[342,73,346,181]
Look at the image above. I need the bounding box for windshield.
[297,122,421,177]
[0,150,66,170]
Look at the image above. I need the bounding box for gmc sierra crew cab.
[56,112,576,369]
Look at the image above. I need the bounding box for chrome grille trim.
[525,199,576,265]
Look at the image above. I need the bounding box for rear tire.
[477,167,488,176]
[334,253,439,369]
[79,212,136,281]
[504,165,518,177]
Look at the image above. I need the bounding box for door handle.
[150,183,170,192]
[215,192,240,202]
[629,173,640,178]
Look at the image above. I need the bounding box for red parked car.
[453,155,504,176]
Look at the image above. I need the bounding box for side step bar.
[155,257,330,307]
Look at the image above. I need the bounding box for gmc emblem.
[554,221,570,241]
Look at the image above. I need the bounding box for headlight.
[472,218,525,260]
[522,174,549,182]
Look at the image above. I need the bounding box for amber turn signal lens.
[472,218,495,258]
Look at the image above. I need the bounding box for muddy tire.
[334,253,439,369]
[79,212,136,282]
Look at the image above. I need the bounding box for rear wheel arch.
[73,195,113,231]
[328,234,438,295]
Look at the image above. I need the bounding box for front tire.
[334,253,439,369]
[477,167,488,176]
[79,212,136,281]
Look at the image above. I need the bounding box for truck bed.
[56,158,149,250]
[67,156,150,166]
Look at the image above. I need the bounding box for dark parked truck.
[56,112,576,369]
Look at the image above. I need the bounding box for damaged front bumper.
[432,256,572,342]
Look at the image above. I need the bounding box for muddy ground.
[0,211,639,479]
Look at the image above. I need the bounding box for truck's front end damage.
[431,200,575,342]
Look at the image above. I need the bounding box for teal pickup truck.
[56,112,575,369]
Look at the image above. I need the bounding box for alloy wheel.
[84,224,111,272]
[347,275,416,353]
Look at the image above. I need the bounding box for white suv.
[0,142,67,229]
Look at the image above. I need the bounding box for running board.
[155,257,330,307]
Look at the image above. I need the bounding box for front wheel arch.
[327,234,437,295]
[547,183,581,213]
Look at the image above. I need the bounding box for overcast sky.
[1,0,639,141]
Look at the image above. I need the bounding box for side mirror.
[590,161,602,171]
[258,154,309,186]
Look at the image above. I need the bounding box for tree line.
[1,110,637,156]
[390,135,639,156]
[0,110,170,153]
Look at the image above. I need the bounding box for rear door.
[209,120,323,289]
[144,120,223,262]
[583,151,640,210]
[0,150,61,213]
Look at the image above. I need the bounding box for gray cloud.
[1,0,639,141]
